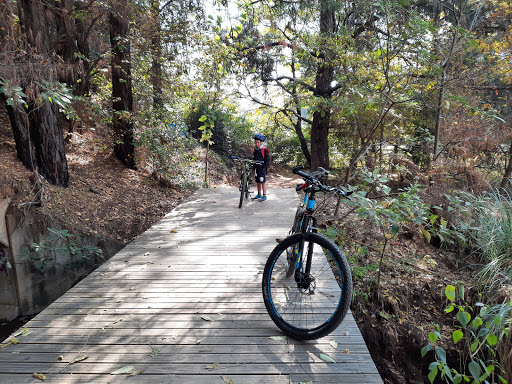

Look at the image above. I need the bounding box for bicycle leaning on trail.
[231,156,264,208]
[262,166,354,340]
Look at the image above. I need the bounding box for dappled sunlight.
[1,187,380,382]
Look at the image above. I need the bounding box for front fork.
[294,214,317,290]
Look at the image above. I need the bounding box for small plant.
[422,285,510,384]
[351,168,430,286]
[0,78,28,109]
[23,228,103,271]
[198,113,215,186]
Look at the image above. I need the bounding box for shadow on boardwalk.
[0,187,382,384]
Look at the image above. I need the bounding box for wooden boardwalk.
[0,187,382,383]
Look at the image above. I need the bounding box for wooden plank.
[0,362,381,375]
[0,343,372,355]
[0,373,290,384]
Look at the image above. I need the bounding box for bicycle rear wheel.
[262,232,353,340]
[239,171,247,208]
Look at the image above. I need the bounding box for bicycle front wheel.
[262,232,353,340]
[239,171,247,208]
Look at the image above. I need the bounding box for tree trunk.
[54,0,79,87]
[310,1,335,171]
[2,97,33,170]
[29,101,69,186]
[150,1,163,109]
[501,90,512,189]
[432,65,446,159]
[16,0,69,186]
[294,109,311,167]
[109,8,136,169]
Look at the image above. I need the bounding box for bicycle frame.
[231,156,263,208]
[290,167,350,289]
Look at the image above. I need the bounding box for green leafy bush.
[23,228,103,271]
[422,285,511,384]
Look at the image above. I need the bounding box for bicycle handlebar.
[231,156,264,166]
[293,166,352,198]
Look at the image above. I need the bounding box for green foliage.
[0,78,28,109]
[186,104,229,158]
[348,168,431,285]
[319,226,338,242]
[23,228,103,271]
[347,245,378,283]
[198,114,215,145]
[0,252,11,270]
[35,80,76,119]
[135,110,204,189]
[436,188,512,298]
[422,285,511,384]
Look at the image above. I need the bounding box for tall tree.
[109,3,136,169]
[0,0,70,187]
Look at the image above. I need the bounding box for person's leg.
[262,182,267,196]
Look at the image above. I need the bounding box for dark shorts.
[255,168,267,183]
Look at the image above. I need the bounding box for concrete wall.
[0,201,125,320]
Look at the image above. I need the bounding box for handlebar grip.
[317,167,329,175]
[292,166,305,174]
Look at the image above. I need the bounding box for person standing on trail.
[252,133,270,202]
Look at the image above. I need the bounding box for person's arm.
[263,148,270,170]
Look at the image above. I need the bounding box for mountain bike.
[231,156,263,208]
[262,166,353,340]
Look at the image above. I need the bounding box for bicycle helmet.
[253,133,265,141]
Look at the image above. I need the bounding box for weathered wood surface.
[0,187,382,383]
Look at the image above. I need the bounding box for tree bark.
[500,90,512,189]
[29,101,69,186]
[150,1,163,109]
[294,109,311,167]
[109,7,136,169]
[2,97,34,170]
[15,0,70,186]
[310,1,335,171]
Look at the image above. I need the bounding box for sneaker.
[252,194,261,200]
[260,196,267,202]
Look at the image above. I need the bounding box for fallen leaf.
[319,353,336,363]
[221,375,235,384]
[13,328,29,337]
[343,349,350,354]
[204,362,219,370]
[149,348,160,358]
[201,315,215,322]
[170,230,178,233]
[330,340,338,349]
[268,336,287,341]
[33,372,46,381]
[57,355,64,361]
[343,331,350,336]
[199,347,214,352]
[70,355,89,364]
[129,369,144,376]
[111,365,135,375]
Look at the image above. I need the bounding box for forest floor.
[0,106,484,384]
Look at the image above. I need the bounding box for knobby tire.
[262,232,353,340]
